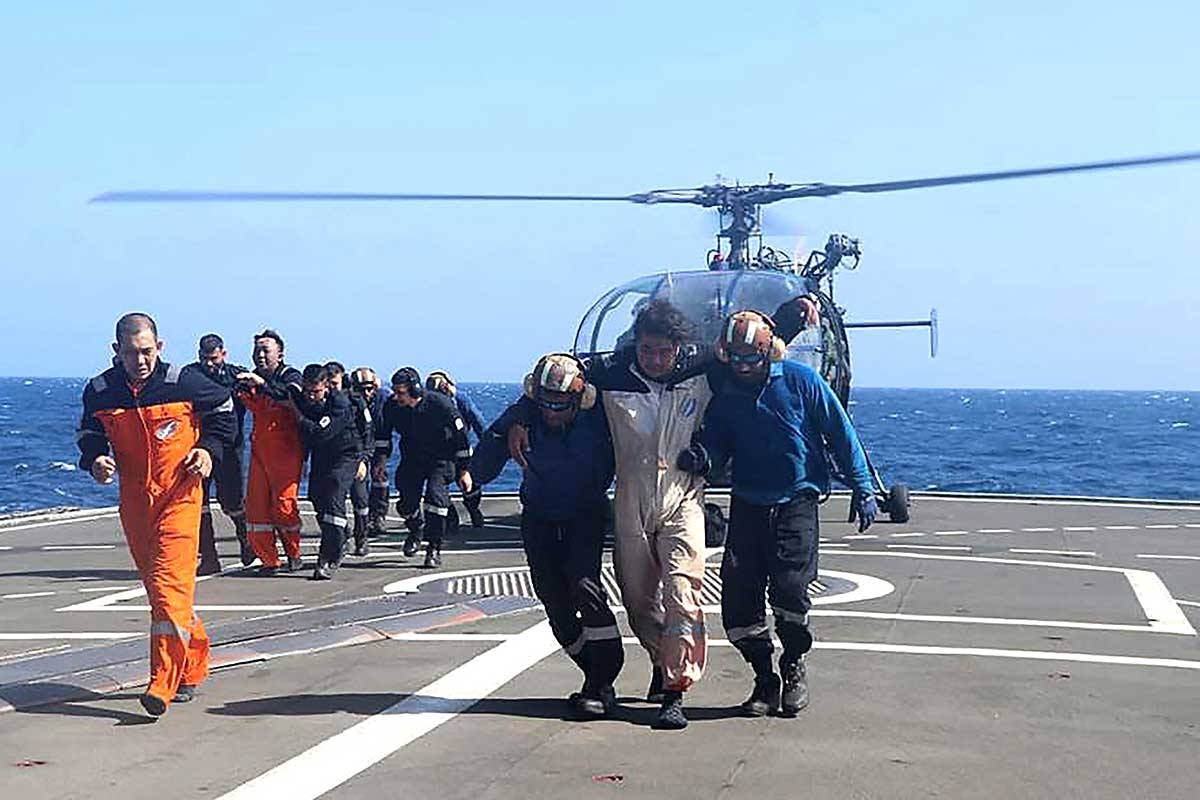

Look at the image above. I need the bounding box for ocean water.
[1,378,1196,514]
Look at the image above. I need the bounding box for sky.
[1,1,1198,389]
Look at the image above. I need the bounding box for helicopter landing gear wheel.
[885,484,910,523]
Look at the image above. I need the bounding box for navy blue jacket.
[472,402,615,522]
[698,360,873,505]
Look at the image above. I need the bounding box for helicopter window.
[574,275,661,356]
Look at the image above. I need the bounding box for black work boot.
[196,555,222,577]
[741,672,782,717]
[353,532,370,557]
[568,681,609,720]
[652,691,688,730]
[402,532,422,558]
[422,542,442,569]
[310,560,335,581]
[234,518,255,566]
[780,657,809,717]
[139,693,167,718]
[173,684,197,703]
[646,666,665,704]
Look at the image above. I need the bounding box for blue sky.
[2,2,1198,389]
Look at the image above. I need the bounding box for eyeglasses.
[727,351,767,366]
[537,397,576,412]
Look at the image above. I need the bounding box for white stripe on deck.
[0,632,138,640]
[1,591,56,599]
[1136,554,1200,561]
[217,621,558,800]
[41,544,116,551]
[1009,549,1096,557]
[391,632,1200,672]
[886,544,971,551]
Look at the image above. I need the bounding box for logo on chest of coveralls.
[154,420,181,441]
[680,397,698,418]
[318,416,331,428]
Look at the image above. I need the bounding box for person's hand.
[848,491,878,533]
[182,448,214,479]
[508,424,530,469]
[675,443,709,476]
[458,470,474,494]
[90,455,117,485]
[236,371,265,388]
[356,461,368,482]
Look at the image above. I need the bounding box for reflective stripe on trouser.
[312,460,356,564]
[245,444,303,567]
[522,509,624,688]
[395,459,454,547]
[721,493,819,663]
[119,477,210,704]
[612,494,707,692]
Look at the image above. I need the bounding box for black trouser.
[721,492,819,671]
[395,459,453,547]
[522,508,624,689]
[369,479,389,526]
[348,465,370,537]
[199,445,247,562]
[311,458,358,565]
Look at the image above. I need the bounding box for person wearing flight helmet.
[372,367,474,568]
[425,370,488,528]
[470,354,621,719]
[677,309,875,718]
[505,296,818,730]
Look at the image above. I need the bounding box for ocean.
[0,377,1196,514]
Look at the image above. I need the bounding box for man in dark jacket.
[373,367,474,568]
[472,353,621,718]
[426,370,487,528]
[680,309,876,718]
[294,364,367,580]
[190,333,253,572]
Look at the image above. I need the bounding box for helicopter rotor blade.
[765,151,1200,201]
[89,190,643,204]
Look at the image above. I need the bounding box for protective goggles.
[727,350,768,366]
[536,396,577,412]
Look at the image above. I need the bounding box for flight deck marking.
[933,530,968,536]
[977,528,1013,533]
[41,544,116,551]
[1,591,56,599]
[886,544,971,551]
[56,567,301,613]
[1136,554,1200,561]
[389,631,1200,672]
[216,620,558,800]
[1009,549,1096,557]
[890,532,927,538]
[828,550,1196,635]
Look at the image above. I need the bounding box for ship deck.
[1,492,1198,799]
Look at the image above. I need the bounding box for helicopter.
[91,149,1200,523]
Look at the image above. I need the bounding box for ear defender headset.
[523,353,597,411]
[715,309,788,363]
[390,367,424,398]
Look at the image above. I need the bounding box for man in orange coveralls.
[236,329,306,573]
[77,312,236,717]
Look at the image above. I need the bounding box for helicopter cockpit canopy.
[574,269,814,356]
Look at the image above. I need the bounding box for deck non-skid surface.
[1,493,1198,799]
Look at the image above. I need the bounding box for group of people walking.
[77,295,878,728]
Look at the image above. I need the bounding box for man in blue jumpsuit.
[471,354,622,718]
[679,309,877,717]
[425,370,487,528]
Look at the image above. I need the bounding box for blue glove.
[848,492,878,533]
[676,443,710,476]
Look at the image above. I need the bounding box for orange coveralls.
[240,365,305,567]
[78,361,236,706]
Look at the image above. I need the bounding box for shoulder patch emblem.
[680,397,698,418]
[154,420,180,441]
[454,417,464,430]
[319,416,331,428]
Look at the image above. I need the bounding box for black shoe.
[780,658,809,716]
[353,535,370,557]
[402,533,421,558]
[468,506,485,528]
[568,691,607,720]
[238,541,256,567]
[646,666,665,704]
[139,693,167,717]
[599,684,618,714]
[652,691,688,730]
[286,556,304,573]
[741,673,782,717]
[196,557,222,577]
[310,561,335,581]
[172,684,197,703]
[422,544,442,569]
[256,564,279,576]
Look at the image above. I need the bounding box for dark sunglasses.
[728,351,767,366]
